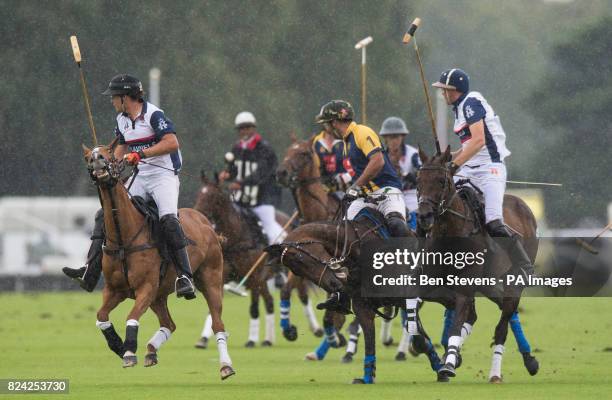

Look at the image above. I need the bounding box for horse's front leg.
[261,282,275,346]
[438,293,471,381]
[351,297,376,384]
[279,272,298,341]
[122,279,157,368]
[489,296,519,383]
[96,286,127,359]
[145,296,176,367]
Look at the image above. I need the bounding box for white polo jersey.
[453,91,510,167]
[398,144,420,177]
[114,101,182,175]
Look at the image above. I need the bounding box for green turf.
[1,290,611,400]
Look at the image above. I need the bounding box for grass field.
[2,291,611,400]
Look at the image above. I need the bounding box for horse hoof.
[261,340,273,347]
[313,328,324,338]
[437,372,450,383]
[351,378,374,384]
[337,333,347,348]
[122,354,137,368]
[395,352,406,361]
[489,375,503,384]
[283,325,298,341]
[220,365,236,380]
[144,352,158,367]
[245,340,256,348]
[194,337,208,349]
[305,352,319,361]
[438,363,456,378]
[523,353,539,376]
[341,352,354,364]
[383,337,394,347]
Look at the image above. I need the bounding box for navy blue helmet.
[432,68,469,93]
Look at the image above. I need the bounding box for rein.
[418,165,474,223]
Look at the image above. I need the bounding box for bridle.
[417,164,472,222]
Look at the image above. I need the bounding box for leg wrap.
[124,319,139,354]
[510,312,531,353]
[280,299,290,330]
[215,332,232,366]
[148,327,172,351]
[441,309,454,348]
[98,321,124,358]
[363,355,376,383]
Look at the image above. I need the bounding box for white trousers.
[347,187,406,220]
[127,171,179,218]
[252,204,285,244]
[403,189,418,213]
[456,163,506,223]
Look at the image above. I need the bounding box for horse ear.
[442,145,452,162]
[200,169,209,184]
[213,171,220,185]
[108,137,119,153]
[290,130,298,143]
[82,144,91,158]
[418,144,429,164]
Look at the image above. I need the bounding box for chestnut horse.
[83,143,234,379]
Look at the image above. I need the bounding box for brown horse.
[416,146,539,382]
[194,174,290,347]
[84,143,234,379]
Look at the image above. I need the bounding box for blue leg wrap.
[407,211,418,231]
[510,312,531,353]
[280,299,290,330]
[441,309,454,348]
[363,355,376,383]
[315,338,330,360]
[401,308,407,327]
[426,338,442,371]
[324,326,338,348]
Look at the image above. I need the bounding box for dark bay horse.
[83,144,234,379]
[194,174,293,347]
[277,138,399,361]
[416,146,539,382]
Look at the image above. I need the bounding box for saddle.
[454,179,486,234]
[231,203,269,247]
[355,208,391,239]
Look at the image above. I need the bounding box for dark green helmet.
[315,100,354,123]
[102,74,143,97]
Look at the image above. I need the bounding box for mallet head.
[355,36,373,49]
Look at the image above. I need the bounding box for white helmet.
[234,111,256,128]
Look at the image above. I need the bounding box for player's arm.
[355,151,384,187]
[114,144,128,159]
[452,120,485,166]
[140,133,179,158]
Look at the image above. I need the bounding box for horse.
[277,137,400,362]
[415,146,539,382]
[266,200,445,384]
[193,173,295,347]
[83,143,234,379]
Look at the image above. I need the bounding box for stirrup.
[176,276,196,300]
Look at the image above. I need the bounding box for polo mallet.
[403,18,440,154]
[576,221,612,255]
[70,35,98,146]
[224,210,299,296]
[355,36,373,124]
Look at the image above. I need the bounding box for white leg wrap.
[346,334,358,354]
[201,314,213,339]
[303,299,320,332]
[397,327,410,353]
[147,327,172,350]
[248,318,260,342]
[126,319,139,327]
[445,335,462,366]
[380,318,392,344]
[96,320,111,330]
[460,322,473,345]
[405,298,420,335]
[488,344,505,379]
[265,313,275,343]
[215,332,232,366]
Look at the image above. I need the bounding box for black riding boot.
[486,219,534,280]
[316,292,352,315]
[385,212,412,238]
[160,214,196,300]
[62,208,104,292]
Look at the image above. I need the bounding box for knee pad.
[385,212,411,238]
[160,214,188,249]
